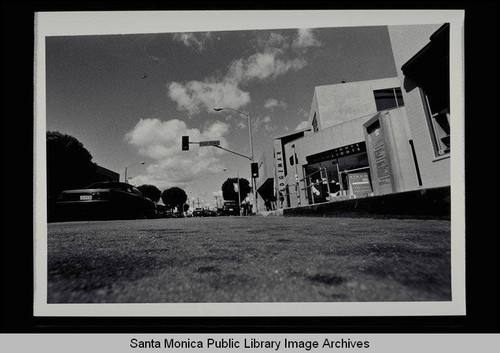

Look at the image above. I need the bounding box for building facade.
[255,23,450,210]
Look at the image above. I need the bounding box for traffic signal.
[182,136,189,151]
[251,162,259,178]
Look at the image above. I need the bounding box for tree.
[161,187,187,211]
[46,131,97,199]
[137,184,161,203]
[183,203,190,212]
[221,177,251,203]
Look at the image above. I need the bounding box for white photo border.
[34,9,465,317]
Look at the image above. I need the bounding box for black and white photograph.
[34,10,465,317]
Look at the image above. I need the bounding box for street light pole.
[292,144,301,207]
[237,172,242,216]
[214,107,258,213]
[124,161,145,184]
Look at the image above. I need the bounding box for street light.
[214,107,258,213]
[124,161,145,184]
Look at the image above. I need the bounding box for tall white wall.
[308,77,402,130]
[388,24,450,189]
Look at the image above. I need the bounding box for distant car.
[172,211,184,218]
[192,208,205,217]
[222,201,240,216]
[204,209,217,217]
[54,181,156,221]
[155,205,172,218]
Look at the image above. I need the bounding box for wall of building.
[388,24,450,189]
[283,113,376,207]
[255,146,275,191]
[363,108,419,195]
[308,77,402,130]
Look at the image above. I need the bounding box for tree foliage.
[161,187,187,210]
[46,131,96,198]
[221,177,251,202]
[137,184,161,203]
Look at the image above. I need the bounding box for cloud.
[228,50,307,83]
[168,51,303,115]
[295,120,309,131]
[167,80,251,116]
[252,115,276,134]
[256,32,288,50]
[292,28,321,48]
[298,108,309,119]
[172,32,212,51]
[167,29,320,117]
[264,98,288,110]
[236,120,247,130]
[125,118,229,190]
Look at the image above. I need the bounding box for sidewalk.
[257,209,284,217]
[260,186,450,220]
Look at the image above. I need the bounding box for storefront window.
[303,150,371,204]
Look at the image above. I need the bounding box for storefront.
[302,142,373,204]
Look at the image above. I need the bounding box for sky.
[45,25,398,208]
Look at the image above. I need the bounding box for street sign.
[199,140,220,147]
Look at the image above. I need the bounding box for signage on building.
[274,139,286,192]
[306,142,367,164]
[366,121,393,195]
[348,172,372,197]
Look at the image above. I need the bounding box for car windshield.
[86,182,137,194]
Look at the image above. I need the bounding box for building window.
[373,87,404,111]
[312,114,318,132]
[421,89,450,156]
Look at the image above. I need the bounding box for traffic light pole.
[213,145,252,161]
[183,133,259,213]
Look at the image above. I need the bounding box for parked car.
[192,208,205,217]
[54,181,156,221]
[222,201,240,216]
[156,206,173,218]
[204,209,217,217]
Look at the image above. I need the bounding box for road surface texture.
[47,216,451,303]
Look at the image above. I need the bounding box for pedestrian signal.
[182,136,189,151]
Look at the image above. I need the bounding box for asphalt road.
[47,216,451,303]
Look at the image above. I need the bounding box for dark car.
[222,201,240,216]
[54,181,156,221]
[204,209,217,217]
[192,208,205,217]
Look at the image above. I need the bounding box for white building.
[255,23,450,211]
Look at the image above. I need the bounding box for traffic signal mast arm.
[182,136,251,160]
[213,145,252,161]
